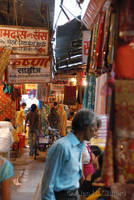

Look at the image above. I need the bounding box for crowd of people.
[0,100,105,200]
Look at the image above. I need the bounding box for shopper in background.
[48,107,60,130]
[82,117,102,181]
[40,102,50,136]
[90,117,105,150]
[41,109,97,200]
[82,140,95,181]
[16,102,26,134]
[64,104,70,119]
[25,104,40,156]
[0,155,14,200]
[79,149,104,200]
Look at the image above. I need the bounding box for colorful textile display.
[114,80,134,183]
[87,1,116,76]
[0,85,16,123]
[84,1,116,115]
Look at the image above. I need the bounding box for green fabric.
[83,74,96,111]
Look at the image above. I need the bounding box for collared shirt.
[41,132,85,200]
[26,110,40,130]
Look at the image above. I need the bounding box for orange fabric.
[115,44,134,79]
[57,104,67,137]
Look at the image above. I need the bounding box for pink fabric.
[83,144,95,178]
[94,73,108,114]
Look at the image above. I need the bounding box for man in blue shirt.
[41,109,97,200]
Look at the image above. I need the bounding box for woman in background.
[48,107,60,130]
[16,102,26,134]
[57,104,67,137]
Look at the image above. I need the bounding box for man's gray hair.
[72,109,97,132]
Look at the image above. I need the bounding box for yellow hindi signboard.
[7,55,51,84]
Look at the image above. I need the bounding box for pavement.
[10,147,47,200]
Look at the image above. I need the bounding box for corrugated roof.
[0,0,55,29]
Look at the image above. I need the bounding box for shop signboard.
[50,83,64,93]
[82,31,91,64]
[7,55,51,84]
[0,26,49,55]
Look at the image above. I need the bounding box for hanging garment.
[107,13,116,67]
[115,44,134,79]
[101,129,114,187]
[101,4,111,72]
[94,73,108,114]
[77,86,85,104]
[57,104,67,137]
[89,19,99,74]
[64,86,76,105]
[0,48,11,79]
[83,74,96,111]
[94,12,105,74]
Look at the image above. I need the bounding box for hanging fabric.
[83,74,96,111]
[94,73,108,114]
[101,2,112,72]
[64,86,76,105]
[77,86,85,104]
[114,80,134,183]
[115,0,134,79]
[0,48,11,80]
[107,13,117,69]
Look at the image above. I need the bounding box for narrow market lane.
[10,148,46,200]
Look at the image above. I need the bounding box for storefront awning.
[82,0,106,30]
